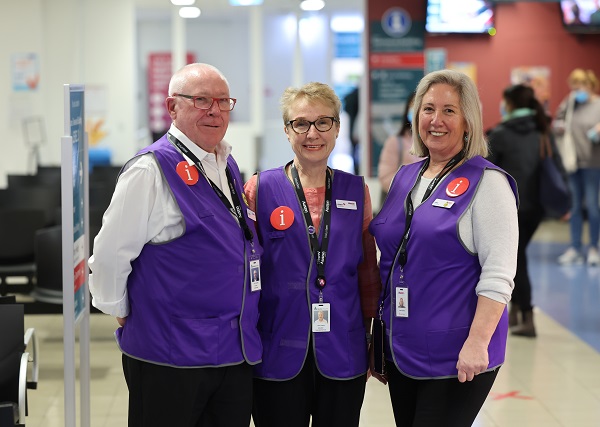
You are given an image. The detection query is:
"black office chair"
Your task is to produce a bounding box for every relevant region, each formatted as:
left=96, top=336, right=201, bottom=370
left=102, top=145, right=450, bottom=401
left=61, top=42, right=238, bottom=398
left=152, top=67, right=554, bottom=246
left=89, top=183, right=114, bottom=215
left=0, top=188, right=61, bottom=227
left=0, top=301, right=39, bottom=426
left=7, top=173, right=61, bottom=189
left=35, top=166, right=61, bottom=183
left=89, top=165, right=122, bottom=188
left=30, top=226, right=63, bottom=305
left=0, top=209, right=47, bottom=296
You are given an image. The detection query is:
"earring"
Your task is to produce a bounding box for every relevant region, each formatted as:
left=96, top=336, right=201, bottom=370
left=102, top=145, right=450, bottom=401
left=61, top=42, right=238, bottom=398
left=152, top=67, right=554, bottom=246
left=464, top=134, right=469, bottom=142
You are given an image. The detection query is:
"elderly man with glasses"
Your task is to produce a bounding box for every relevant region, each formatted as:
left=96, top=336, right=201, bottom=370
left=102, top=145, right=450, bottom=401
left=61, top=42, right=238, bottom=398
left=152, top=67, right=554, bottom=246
left=89, top=63, right=262, bottom=427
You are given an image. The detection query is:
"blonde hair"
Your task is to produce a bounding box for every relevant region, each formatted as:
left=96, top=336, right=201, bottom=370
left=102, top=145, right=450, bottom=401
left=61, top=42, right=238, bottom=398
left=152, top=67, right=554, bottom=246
left=280, top=82, right=342, bottom=124
left=411, top=69, right=488, bottom=159
left=568, top=68, right=599, bottom=93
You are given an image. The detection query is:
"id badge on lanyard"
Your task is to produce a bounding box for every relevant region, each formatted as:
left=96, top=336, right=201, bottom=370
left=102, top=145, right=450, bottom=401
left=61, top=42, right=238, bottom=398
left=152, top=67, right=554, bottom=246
left=249, top=256, right=261, bottom=292
left=395, top=266, right=408, bottom=318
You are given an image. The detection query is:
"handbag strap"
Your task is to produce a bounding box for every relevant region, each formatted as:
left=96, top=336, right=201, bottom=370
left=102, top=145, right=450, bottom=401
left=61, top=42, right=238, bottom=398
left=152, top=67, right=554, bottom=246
left=564, top=93, right=575, bottom=133
left=540, top=134, right=552, bottom=159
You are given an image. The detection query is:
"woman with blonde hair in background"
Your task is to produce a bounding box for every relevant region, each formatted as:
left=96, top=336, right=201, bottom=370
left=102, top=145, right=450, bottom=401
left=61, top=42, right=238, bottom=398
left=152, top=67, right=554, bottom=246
left=554, top=69, right=600, bottom=266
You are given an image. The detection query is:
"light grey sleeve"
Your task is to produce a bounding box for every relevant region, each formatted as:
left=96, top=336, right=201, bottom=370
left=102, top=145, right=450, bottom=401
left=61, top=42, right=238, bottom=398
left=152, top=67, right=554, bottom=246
left=458, top=169, right=518, bottom=304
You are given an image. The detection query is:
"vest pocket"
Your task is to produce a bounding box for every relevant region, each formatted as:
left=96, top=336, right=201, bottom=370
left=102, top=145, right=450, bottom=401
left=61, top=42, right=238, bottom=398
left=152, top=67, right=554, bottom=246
left=426, top=326, right=469, bottom=376
left=268, top=231, right=285, bottom=239
left=169, top=316, right=219, bottom=365
left=197, top=210, right=215, bottom=219
left=371, top=215, right=387, bottom=225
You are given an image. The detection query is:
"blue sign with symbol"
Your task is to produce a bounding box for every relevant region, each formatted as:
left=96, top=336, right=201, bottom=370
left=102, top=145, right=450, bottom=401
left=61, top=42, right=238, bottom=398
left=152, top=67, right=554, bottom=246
left=382, top=7, right=412, bottom=38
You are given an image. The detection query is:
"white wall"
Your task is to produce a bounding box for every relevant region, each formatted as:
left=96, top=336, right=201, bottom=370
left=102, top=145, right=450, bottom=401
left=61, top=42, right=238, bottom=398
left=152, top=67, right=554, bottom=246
left=0, top=0, right=137, bottom=188
left=0, top=0, right=46, bottom=186
left=0, top=1, right=370, bottom=193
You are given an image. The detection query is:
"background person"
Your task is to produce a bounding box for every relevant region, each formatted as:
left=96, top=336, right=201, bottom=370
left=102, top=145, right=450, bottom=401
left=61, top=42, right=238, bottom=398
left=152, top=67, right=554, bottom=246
left=554, top=69, right=600, bottom=266
left=488, top=84, right=561, bottom=338
left=370, top=69, right=518, bottom=427
left=244, top=82, right=381, bottom=427
left=377, top=91, right=423, bottom=196
left=89, top=63, right=262, bottom=427
left=591, top=0, right=600, bottom=24
left=343, top=86, right=360, bottom=175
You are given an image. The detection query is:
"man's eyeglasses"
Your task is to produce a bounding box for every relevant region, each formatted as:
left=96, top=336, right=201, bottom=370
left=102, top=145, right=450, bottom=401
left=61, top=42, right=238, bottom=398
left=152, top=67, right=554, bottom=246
left=173, top=94, right=236, bottom=111
left=286, top=117, right=338, bottom=134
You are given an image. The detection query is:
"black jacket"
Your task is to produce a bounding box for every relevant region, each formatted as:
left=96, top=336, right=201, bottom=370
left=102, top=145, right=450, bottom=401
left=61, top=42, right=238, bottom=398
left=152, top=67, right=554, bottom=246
left=487, top=115, right=544, bottom=214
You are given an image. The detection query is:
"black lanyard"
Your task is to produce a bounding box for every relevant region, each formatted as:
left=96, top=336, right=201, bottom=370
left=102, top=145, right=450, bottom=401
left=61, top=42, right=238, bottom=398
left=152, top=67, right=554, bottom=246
left=167, top=133, right=253, bottom=242
left=396, top=151, right=464, bottom=268
left=288, top=161, right=332, bottom=295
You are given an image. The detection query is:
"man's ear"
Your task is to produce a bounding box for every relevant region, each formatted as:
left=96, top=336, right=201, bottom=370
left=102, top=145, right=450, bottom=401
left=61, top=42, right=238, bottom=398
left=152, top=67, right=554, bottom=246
left=165, top=97, right=177, bottom=119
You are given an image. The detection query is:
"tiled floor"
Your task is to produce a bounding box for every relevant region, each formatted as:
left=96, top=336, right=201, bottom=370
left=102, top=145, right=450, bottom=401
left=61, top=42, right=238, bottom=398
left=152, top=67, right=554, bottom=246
left=18, top=220, right=600, bottom=426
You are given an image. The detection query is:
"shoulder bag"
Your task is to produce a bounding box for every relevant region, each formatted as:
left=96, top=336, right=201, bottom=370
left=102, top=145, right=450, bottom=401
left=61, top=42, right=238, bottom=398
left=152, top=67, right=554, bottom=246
left=539, top=134, right=571, bottom=218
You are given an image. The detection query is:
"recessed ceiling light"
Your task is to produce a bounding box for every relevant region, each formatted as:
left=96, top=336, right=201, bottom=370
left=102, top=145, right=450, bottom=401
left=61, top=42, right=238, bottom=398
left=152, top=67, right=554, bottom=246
left=179, top=6, right=201, bottom=18
left=300, top=0, right=325, bottom=12
left=229, top=0, right=264, bottom=5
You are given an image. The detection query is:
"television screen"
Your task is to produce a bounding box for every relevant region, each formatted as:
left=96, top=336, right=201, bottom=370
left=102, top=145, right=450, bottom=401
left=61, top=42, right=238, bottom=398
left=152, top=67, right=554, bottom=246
left=560, top=1, right=600, bottom=33
left=426, top=0, right=495, bottom=34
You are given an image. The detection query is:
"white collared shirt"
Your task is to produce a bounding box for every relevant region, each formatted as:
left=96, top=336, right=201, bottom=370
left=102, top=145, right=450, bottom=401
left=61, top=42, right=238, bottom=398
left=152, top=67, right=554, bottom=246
left=89, top=124, right=233, bottom=317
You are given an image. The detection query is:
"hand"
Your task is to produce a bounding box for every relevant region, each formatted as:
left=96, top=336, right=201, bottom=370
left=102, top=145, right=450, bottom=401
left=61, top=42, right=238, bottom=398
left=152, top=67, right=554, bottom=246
left=456, top=337, right=489, bottom=383
left=117, top=316, right=127, bottom=327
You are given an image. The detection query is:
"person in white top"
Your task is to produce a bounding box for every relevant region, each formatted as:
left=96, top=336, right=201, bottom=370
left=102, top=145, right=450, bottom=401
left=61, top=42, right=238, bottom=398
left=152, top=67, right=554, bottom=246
left=89, top=63, right=260, bottom=427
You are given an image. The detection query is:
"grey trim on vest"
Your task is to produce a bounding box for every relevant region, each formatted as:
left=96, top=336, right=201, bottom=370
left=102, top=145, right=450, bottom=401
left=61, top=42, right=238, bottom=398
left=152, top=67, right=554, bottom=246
left=456, top=169, right=485, bottom=256
left=115, top=332, right=258, bottom=368
left=238, top=233, right=257, bottom=365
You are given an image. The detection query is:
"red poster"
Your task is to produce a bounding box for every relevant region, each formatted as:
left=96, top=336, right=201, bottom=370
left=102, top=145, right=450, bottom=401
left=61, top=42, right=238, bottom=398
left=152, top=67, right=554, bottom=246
left=147, top=52, right=195, bottom=136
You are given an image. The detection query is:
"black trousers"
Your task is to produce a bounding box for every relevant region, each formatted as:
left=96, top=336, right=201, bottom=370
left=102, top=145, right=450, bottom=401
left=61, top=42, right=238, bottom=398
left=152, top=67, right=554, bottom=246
left=387, top=361, right=499, bottom=427
left=252, top=351, right=367, bottom=427
left=122, top=354, right=253, bottom=427
left=513, top=209, right=543, bottom=313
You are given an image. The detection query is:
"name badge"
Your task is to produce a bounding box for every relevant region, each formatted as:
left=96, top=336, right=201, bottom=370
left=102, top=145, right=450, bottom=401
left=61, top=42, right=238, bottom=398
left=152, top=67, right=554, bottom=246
left=336, top=200, right=357, bottom=210
left=395, top=287, right=408, bottom=318
left=312, top=303, right=331, bottom=332
left=249, top=259, right=261, bottom=292
left=432, top=198, right=455, bottom=209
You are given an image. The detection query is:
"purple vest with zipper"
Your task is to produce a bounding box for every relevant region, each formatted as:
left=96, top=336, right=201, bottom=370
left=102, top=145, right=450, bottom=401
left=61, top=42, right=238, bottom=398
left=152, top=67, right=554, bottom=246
left=370, top=156, right=517, bottom=378
left=116, top=135, right=262, bottom=367
left=254, top=167, right=367, bottom=380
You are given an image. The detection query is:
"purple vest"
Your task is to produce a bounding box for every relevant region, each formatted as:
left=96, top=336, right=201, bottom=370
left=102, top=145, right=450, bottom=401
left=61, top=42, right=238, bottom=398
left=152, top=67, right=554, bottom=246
left=116, top=136, right=262, bottom=367
left=370, top=156, right=517, bottom=378
left=254, top=167, right=367, bottom=380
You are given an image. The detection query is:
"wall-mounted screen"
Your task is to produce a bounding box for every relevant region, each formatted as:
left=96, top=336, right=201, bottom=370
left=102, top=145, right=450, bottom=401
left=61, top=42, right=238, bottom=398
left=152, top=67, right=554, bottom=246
left=426, top=0, right=495, bottom=34
left=560, top=1, right=600, bottom=33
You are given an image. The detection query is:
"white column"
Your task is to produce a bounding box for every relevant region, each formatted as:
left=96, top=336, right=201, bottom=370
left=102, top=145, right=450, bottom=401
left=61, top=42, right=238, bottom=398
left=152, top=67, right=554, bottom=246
left=293, top=11, right=303, bottom=87
left=250, top=6, right=264, bottom=172
left=172, top=7, right=186, bottom=73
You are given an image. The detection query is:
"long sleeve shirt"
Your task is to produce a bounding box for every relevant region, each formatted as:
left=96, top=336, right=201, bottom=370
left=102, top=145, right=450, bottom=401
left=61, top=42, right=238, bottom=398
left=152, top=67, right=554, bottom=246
left=89, top=124, right=233, bottom=318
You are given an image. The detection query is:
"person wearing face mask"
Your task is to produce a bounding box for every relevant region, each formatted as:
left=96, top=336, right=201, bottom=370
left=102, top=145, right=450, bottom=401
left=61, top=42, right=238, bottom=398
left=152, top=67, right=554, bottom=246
left=370, top=70, right=518, bottom=426
left=378, top=92, right=424, bottom=197
left=244, top=82, right=381, bottom=427
left=591, top=0, right=600, bottom=25
left=488, top=84, right=564, bottom=338
left=554, top=68, right=600, bottom=266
